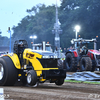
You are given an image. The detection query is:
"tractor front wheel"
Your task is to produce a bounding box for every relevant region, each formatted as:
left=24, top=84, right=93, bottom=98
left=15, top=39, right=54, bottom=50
left=55, top=78, right=64, bottom=86
left=64, top=53, right=76, bottom=72
left=27, top=70, right=37, bottom=86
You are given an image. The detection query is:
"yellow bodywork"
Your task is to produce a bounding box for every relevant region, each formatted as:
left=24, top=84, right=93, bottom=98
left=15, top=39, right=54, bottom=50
left=23, top=49, right=58, bottom=76
left=6, top=53, right=21, bottom=69
left=6, top=48, right=58, bottom=81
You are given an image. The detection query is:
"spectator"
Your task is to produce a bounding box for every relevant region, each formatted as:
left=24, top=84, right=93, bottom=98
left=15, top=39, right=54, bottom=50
left=64, top=48, right=66, bottom=53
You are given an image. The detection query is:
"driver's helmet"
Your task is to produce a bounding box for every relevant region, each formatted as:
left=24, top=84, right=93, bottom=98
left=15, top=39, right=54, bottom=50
left=18, top=41, right=24, bottom=47
left=82, top=46, right=86, bottom=50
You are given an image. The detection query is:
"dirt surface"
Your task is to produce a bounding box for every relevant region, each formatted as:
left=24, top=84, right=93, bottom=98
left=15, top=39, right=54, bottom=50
left=1, top=82, right=100, bottom=100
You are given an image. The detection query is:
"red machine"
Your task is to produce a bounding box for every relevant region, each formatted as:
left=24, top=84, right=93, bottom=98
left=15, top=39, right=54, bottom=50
left=64, top=38, right=100, bottom=72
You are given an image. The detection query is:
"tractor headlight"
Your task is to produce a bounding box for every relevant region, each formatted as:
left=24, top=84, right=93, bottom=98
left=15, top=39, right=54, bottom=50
left=42, top=55, right=50, bottom=58
left=54, top=56, right=58, bottom=58
left=42, top=55, right=57, bottom=59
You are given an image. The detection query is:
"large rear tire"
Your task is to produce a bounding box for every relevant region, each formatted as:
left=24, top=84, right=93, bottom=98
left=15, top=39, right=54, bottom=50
left=64, top=53, right=76, bottom=72
left=27, top=70, right=37, bottom=86
left=79, top=57, right=92, bottom=71
left=0, top=56, right=17, bottom=86
left=87, top=57, right=92, bottom=71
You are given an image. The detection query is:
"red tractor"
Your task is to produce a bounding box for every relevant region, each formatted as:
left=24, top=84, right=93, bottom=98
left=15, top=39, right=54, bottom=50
left=64, top=38, right=100, bottom=72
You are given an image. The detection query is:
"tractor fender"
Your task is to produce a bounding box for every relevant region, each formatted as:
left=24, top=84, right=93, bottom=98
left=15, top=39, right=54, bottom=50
left=4, top=53, right=21, bottom=69
left=65, top=50, right=78, bottom=57
left=65, top=50, right=72, bottom=55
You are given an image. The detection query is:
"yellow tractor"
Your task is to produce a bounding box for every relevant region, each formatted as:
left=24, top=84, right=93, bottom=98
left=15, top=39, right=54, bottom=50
left=0, top=40, right=66, bottom=86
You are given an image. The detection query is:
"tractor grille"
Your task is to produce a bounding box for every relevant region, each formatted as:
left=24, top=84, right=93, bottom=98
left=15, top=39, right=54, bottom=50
left=38, top=58, right=58, bottom=68
left=96, top=55, right=100, bottom=59
left=42, top=69, right=66, bottom=79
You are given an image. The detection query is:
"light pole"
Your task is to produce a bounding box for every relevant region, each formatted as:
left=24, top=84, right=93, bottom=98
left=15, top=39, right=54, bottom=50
left=96, top=36, right=98, bottom=50
left=30, top=35, right=37, bottom=49
left=0, top=30, right=2, bottom=34
left=30, top=35, right=37, bottom=44
left=8, top=27, right=11, bottom=53
left=75, top=25, right=80, bottom=39
left=74, top=25, right=80, bottom=49
left=52, top=0, right=62, bottom=58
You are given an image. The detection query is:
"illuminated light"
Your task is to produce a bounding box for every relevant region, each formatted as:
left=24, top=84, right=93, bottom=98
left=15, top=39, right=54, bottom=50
left=33, top=35, right=37, bottom=39
left=18, top=74, right=21, bottom=76
left=51, top=56, right=53, bottom=58
left=96, top=36, right=98, bottom=38
left=30, top=35, right=37, bottom=39
left=75, top=25, right=81, bottom=32
left=43, top=56, right=50, bottom=58
left=54, top=56, right=57, bottom=58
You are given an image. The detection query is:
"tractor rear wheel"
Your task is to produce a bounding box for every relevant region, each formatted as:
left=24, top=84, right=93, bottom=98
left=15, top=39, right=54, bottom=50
left=87, top=57, right=92, bottom=71
left=64, top=53, right=76, bottom=72
left=27, top=70, right=37, bottom=86
left=0, top=56, right=17, bottom=86
left=80, top=57, right=92, bottom=71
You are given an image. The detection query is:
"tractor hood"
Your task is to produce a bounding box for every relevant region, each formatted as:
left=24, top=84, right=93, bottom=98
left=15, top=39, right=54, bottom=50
left=32, top=50, right=58, bottom=59
left=88, top=50, right=100, bottom=55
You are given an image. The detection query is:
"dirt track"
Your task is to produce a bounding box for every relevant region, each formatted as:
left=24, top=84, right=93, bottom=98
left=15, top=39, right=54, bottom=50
left=1, top=82, right=100, bottom=100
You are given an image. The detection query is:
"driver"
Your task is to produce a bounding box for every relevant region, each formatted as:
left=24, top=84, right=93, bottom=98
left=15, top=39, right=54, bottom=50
left=80, top=46, right=88, bottom=55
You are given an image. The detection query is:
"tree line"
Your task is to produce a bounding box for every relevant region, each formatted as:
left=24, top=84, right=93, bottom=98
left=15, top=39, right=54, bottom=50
left=1, top=0, right=100, bottom=50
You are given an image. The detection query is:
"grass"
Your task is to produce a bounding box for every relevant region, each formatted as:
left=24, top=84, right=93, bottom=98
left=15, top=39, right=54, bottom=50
left=83, top=81, right=100, bottom=84
left=65, top=80, right=82, bottom=83
left=65, top=80, right=100, bottom=84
